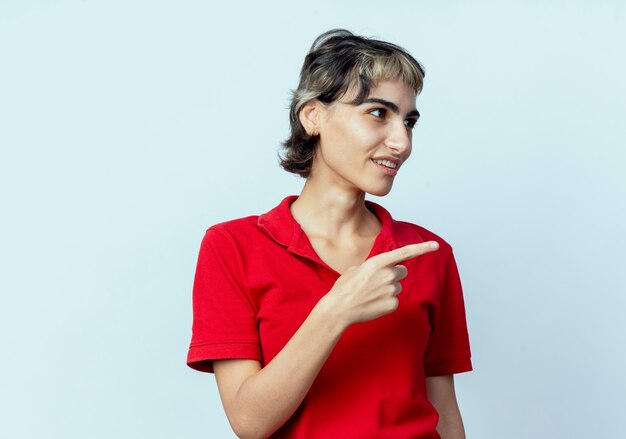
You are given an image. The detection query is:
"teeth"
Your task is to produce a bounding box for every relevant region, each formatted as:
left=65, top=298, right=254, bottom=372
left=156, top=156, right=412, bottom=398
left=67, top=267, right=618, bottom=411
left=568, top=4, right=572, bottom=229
left=373, top=159, right=397, bottom=169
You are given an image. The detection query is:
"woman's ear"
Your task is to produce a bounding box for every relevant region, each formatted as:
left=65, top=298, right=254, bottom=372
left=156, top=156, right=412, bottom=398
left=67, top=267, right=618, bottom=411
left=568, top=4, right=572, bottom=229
left=298, top=100, right=322, bottom=136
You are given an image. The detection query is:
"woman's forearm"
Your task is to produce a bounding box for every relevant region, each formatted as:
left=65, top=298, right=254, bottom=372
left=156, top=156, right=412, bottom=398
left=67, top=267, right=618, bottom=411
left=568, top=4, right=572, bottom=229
left=228, top=297, right=346, bottom=439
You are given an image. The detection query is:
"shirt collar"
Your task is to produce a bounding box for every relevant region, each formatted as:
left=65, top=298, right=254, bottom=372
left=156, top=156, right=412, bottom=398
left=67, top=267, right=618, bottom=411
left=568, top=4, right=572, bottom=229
left=257, top=195, right=414, bottom=259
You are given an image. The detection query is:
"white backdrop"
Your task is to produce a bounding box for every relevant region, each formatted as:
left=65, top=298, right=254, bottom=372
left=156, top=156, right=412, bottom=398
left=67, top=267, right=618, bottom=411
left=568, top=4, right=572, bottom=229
left=1, top=1, right=625, bottom=438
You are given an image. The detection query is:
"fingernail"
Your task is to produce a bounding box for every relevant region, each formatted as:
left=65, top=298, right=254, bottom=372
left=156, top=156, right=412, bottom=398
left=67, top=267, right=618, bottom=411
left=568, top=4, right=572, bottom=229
left=429, top=241, right=439, bottom=249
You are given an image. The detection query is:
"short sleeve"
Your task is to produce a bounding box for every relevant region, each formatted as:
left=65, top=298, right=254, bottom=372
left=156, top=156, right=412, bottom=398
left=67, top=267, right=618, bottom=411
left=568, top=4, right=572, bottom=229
left=424, top=250, right=473, bottom=376
left=186, top=227, right=261, bottom=373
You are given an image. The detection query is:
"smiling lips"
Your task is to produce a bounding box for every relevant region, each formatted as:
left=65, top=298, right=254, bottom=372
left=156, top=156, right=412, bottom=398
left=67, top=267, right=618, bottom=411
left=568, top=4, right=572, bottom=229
left=371, top=158, right=399, bottom=176
left=372, top=159, right=397, bottom=169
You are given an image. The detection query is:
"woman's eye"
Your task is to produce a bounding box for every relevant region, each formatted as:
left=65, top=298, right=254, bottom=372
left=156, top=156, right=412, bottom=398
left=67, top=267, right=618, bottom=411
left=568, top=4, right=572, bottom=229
left=404, top=118, right=418, bottom=129
left=370, top=108, right=387, bottom=119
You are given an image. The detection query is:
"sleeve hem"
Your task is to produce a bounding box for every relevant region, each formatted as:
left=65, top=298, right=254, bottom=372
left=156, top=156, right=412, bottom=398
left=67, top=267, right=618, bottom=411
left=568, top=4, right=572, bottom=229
left=187, top=341, right=261, bottom=373
left=424, top=357, right=473, bottom=376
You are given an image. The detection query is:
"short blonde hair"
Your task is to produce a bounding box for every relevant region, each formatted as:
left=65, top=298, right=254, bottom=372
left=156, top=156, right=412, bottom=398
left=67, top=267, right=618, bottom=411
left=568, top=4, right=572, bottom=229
left=278, top=29, right=425, bottom=178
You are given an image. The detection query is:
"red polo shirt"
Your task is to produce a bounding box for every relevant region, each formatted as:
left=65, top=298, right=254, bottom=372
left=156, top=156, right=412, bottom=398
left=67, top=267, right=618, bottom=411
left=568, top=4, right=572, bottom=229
left=187, top=195, right=472, bottom=438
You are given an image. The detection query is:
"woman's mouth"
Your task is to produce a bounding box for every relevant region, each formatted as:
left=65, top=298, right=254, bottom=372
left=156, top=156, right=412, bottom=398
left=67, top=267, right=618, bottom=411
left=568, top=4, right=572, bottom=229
left=371, top=159, right=398, bottom=176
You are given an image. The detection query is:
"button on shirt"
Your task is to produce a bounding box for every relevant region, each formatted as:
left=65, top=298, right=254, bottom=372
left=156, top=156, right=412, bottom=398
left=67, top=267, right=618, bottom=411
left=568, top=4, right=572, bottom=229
left=187, top=195, right=472, bottom=439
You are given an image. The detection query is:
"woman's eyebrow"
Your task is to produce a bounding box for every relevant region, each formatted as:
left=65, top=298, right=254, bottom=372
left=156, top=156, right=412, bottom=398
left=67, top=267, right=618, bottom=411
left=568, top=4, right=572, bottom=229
left=407, top=109, right=420, bottom=119
left=361, top=98, right=419, bottom=118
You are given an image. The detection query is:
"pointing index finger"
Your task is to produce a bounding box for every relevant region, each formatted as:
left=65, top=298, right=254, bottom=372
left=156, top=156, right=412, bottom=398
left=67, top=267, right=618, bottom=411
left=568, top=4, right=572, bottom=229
left=367, top=241, right=439, bottom=268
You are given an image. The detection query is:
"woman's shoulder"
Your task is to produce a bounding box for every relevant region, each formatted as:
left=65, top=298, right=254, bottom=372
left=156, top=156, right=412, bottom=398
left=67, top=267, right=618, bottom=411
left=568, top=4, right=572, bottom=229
left=366, top=199, right=454, bottom=254
left=392, top=219, right=454, bottom=254
left=203, top=214, right=262, bottom=241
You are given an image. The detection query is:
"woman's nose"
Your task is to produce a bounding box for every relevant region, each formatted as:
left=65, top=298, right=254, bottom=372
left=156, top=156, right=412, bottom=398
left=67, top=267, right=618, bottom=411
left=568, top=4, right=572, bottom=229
left=384, top=121, right=412, bottom=155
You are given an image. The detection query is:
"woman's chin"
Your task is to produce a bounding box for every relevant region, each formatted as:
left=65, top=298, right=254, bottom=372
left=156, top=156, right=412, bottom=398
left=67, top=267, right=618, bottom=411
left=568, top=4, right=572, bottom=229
left=366, top=183, right=393, bottom=197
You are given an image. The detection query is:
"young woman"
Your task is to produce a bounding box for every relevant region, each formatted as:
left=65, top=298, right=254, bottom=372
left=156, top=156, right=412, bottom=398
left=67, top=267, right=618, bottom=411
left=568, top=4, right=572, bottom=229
left=187, top=29, right=473, bottom=439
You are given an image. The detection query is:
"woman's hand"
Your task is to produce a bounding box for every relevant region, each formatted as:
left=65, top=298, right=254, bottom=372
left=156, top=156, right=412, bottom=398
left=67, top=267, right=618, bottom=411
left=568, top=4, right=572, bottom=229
left=323, top=241, right=439, bottom=327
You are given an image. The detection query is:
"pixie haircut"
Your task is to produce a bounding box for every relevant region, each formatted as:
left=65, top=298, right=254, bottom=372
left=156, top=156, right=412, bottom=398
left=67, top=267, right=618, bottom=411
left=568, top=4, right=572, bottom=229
left=278, top=29, right=425, bottom=178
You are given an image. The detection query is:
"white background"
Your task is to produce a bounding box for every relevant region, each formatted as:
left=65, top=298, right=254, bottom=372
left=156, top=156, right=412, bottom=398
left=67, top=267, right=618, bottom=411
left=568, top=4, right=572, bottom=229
left=1, top=1, right=624, bottom=438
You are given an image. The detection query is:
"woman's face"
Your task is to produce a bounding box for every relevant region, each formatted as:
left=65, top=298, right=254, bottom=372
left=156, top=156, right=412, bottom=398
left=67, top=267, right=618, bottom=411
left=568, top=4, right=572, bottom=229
left=311, top=78, right=419, bottom=197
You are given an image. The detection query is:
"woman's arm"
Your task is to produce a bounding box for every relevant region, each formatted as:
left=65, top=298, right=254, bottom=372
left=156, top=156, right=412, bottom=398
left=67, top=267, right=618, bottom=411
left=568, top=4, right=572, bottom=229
left=213, top=242, right=438, bottom=439
left=214, top=298, right=344, bottom=439
left=426, top=375, right=466, bottom=439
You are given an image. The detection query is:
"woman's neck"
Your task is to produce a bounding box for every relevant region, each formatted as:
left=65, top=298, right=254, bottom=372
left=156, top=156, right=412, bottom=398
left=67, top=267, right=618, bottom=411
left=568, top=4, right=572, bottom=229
left=290, top=179, right=380, bottom=242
